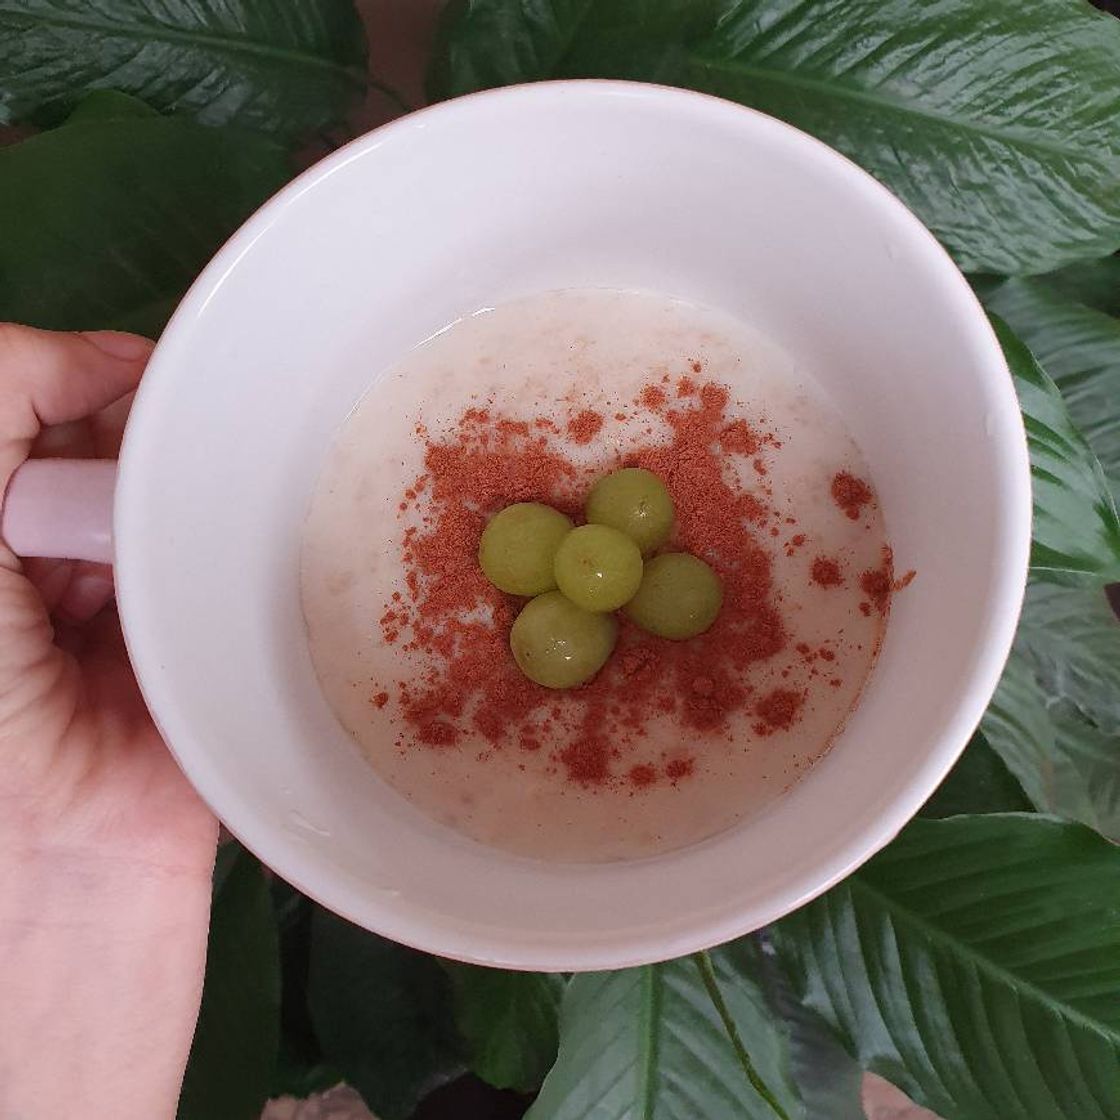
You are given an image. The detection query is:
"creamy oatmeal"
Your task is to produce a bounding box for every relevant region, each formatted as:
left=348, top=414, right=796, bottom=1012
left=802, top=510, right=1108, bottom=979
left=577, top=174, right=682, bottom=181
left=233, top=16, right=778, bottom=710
left=302, top=289, right=895, bottom=861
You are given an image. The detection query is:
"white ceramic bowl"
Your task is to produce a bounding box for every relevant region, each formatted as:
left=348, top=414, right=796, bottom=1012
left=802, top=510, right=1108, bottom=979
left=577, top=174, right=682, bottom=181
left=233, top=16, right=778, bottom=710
left=21, top=82, right=1035, bottom=969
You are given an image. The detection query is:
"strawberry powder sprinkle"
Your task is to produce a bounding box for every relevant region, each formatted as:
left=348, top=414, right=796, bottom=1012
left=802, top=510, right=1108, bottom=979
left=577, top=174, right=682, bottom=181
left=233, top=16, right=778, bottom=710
left=371, top=377, right=898, bottom=790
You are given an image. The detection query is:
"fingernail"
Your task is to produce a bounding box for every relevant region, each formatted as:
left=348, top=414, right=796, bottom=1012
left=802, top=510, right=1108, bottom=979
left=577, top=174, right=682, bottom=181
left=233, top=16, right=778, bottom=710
left=38, top=561, right=75, bottom=608
left=83, top=331, right=154, bottom=361
left=61, top=572, right=115, bottom=623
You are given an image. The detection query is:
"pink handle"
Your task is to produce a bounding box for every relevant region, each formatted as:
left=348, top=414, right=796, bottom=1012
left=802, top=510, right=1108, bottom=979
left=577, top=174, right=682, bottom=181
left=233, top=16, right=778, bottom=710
left=1, top=459, right=117, bottom=564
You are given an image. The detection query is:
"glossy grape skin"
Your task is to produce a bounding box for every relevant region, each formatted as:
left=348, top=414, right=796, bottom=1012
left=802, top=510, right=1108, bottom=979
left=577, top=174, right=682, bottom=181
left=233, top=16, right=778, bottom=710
left=510, top=591, right=618, bottom=688
left=478, top=502, right=573, bottom=595
left=585, top=468, right=674, bottom=555
left=624, top=553, right=723, bottom=639
left=553, top=523, right=644, bottom=612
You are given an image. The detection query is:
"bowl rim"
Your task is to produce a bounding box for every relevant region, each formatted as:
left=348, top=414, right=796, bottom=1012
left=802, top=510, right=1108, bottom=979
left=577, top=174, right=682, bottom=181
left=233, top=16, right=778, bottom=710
left=115, top=78, right=1032, bottom=970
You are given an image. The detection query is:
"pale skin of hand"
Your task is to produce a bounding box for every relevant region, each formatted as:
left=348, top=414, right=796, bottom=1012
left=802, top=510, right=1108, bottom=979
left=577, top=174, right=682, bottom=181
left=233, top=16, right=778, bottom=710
left=0, top=325, right=218, bottom=1119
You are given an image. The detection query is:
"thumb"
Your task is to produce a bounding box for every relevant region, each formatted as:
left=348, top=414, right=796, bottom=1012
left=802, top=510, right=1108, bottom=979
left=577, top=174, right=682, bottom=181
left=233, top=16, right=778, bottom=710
left=0, top=324, right=153, bottom=495
left=0, top=326, right=151, bottom=714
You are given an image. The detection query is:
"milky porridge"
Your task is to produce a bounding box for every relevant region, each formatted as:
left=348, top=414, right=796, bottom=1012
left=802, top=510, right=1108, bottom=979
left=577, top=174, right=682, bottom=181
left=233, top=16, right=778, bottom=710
left=301, top=289, right=901, bottom=861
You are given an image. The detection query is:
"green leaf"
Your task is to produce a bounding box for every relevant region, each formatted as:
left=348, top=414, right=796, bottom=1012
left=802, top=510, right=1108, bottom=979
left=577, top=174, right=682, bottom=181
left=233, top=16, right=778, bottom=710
left=978, top=276, right=1120, bottom=497
left=428, top=0, right=1120, bottom=275
left=445, top=965, right=565, bottom=1093
left=919, top=730, right=1033, bottom=819
left=1039, top=256, right=1120, bottom=317
left=527, top=942, right=801, bottom=1120
left=0, top=0, right=366, bottom=138
left=0, top=92, right=289, bottom=335
left=994, top=316, right=1120, bottom=581
left=307, top=908, right=464, bottom=1120
left=1013, top=581, right=1120, bottom=733
left=688, top=0, right=1120, bottom=274
left=61, top=86, right=160, bottom=123
left=984, top=656, right=1120, bottom=842
left=772, top=814, right=1120, bottom=1120
left=269, top=880, right=343, bottom=1099
left=751, top=938, right=864, bottom=1120
left=428, top=0, right=718, bottom=99
left=177, top=845, right=281, bottom=1120
left=982, top=581, right=1120, bottom=841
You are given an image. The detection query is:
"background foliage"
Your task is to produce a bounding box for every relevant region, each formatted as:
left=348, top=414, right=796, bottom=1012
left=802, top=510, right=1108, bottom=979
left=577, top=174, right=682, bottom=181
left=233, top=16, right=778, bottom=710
left=3, top=2, right=1120, bottom=1118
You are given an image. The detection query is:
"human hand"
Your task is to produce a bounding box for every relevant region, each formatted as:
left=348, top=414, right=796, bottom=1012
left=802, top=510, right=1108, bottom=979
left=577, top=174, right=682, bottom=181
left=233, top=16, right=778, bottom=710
left=0, top=325, right=218, bottom=1119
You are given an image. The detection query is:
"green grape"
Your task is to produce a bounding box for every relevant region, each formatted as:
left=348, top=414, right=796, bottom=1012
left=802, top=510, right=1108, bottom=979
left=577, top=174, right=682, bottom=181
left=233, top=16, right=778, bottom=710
left=585, top=467, right=674, bottom=555
left=510, top=591, right=618, bottom=688
left=553, top=523, right=644, bottom=612
left=625, top=552, right=722, bottom=639
left=479, top=502, right=573, bottom=595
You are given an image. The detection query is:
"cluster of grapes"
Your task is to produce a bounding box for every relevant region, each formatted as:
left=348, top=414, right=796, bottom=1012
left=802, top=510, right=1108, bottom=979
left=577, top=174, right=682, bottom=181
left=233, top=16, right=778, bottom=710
left=478, top=468, right=723, bottom=689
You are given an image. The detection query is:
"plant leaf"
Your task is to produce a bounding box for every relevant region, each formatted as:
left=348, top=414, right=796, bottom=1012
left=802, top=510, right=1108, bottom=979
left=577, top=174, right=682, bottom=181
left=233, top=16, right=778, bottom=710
left=687, top=0, right=1120, bottom=274
left=984, top=656, right=1120, bottom=843
left=1038, top=256, right=1120, bottom=317
left=982, top=581, right=1120, bottom=841
left=0, top=0, right=366, bottom=137
left=750, top=936, right=864, bottom=1120
left=269, top=879, right=343, bottom=1099
left=1013, top=581, right=1120, bottom=733
left=994, top=316, right=1120, bottom=581
left=772, top=814, right=1120, bottom=1120
left=428, top=0, right=717, bottom=99
left=307, top=908, right=464, bottom=1120
left=526, top=942, right=802, bottom=1120
left=177, top=844, right=281, bottom=1120
left=919, top=730, right=1032, bottom=819
left=978, top=276, right=1120, bottom=497
left=445, top=965, right=565, bottom=1093
left=61, top=85, right=160, bottom=123
left=428, top=0, right=1120, bottom=275
left=0, top=92, right=289, bottom=335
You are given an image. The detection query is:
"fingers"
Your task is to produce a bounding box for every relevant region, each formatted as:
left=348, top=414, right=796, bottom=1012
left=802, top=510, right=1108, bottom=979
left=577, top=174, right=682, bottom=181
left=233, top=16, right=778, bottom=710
left=31, top=418, right=96, bottom=460
left=91, top=393, right=135, bottom=457
left=56, top=562, right=116, bottom=624
left=22, top=558, right=116, bottom=627
left=20, top=557, right=75, bottom=612
left=0, top=325, right=152, bottom=487
left=30, top=396, right=138, bottom=461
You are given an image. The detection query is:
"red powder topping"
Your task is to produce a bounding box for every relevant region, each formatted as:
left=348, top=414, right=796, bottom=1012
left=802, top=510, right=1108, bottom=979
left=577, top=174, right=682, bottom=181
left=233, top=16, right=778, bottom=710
left=719, top=419, right=760, bottom=456
left=831, top=471, right=874, bottom=520
left=377, top=380, right=807, bottom=787
left=811, top=557, right=843, bottom=588
left=628, top=764, right=658, bottom=788
left=639, top=385, right=666, bottom=410
left=418, top=720, right=459, bottom=747
left=560, top=737, right=611, bottom=785
left=691, top=360, right=703, bottom=374
left=372, top=691, right=389, bottom=709
left=498, top=418, right=531, bottom=438
left=665, top=757, right=695, bottom=782
left=755, top=688, right=802, bottom=735
left=567, top=409, right=604, bottom=444
left=676, top=376, right=696, bottom=397
left=860, top=547, right=895, bottom=615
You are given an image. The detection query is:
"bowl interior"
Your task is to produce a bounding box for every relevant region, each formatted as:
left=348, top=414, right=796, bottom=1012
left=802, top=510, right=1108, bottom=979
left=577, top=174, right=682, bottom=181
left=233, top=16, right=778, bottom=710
left=115, top=81, right=1029, bottom=969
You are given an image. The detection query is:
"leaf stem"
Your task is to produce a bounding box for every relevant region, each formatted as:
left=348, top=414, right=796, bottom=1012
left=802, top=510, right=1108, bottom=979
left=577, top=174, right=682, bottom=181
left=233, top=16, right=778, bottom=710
left=365, top=75, right=414, bottom=116
left=692, top=950, right=792, bottom=1120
